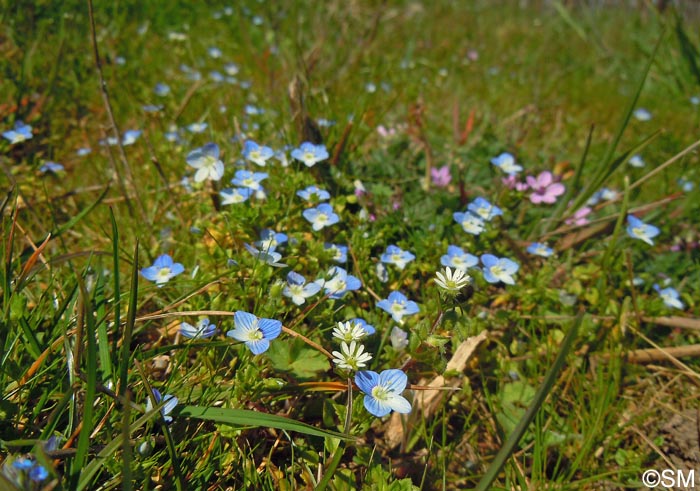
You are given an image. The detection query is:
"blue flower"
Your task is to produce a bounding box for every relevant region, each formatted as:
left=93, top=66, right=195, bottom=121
left=186, top=143, right=225, bottom=182
left=441, top=245, right=478, bottom=272
left=180, top=318, right=219, bottom=339
left=303, top=203, right=339, bottom=231
left=220, top=187, right=253, bottom=205
left=242, top=140, right=274, bottom=166
left=453, top=212, right=486, bottom=235
left=526, top=242, right=554, bottom=257
left=628, top=154, right=645, bottom=168
left=232, top=169, right=268, bottom=190
left=146, top=388, right=178, bottom=423
left=633, top=108, right=652, bottom=121
left=187, top=122, right=208, bottom=133
left=141, top=255, right=185, bottom=287
left=348, top=318, right=376, bottom=335
left=315, top=266, right=361, bottom=299
left=377, top=291, right=419, bottom=323
left=481, top=254, right=519, bottom=285
left=224, top=62, right=239, bottom=76
left=122, top=129, right=142, bottom=146
left=4, top=456, right=49, bottom=486
left=325, top=243, right=348, bottom=263
left=283, top=271, right=322, bottom=305
left=154, top=83, right=170, bottom=96
left=297, top=185, right=331, bottom=202
left=76, top=147, right=92, bottom=156
left=380, top=245, right=416, bottom=270
left=208, top=46, right=222, bottom=58
left=467, top=197, right=503, bottom=221
left=355, top=369, right=412, bottom=417
left=291, top=142, right=329, bottom=167
left=256, top=229, right=288, bottom=251
left=39, top=161, right=64, bottom=174
left=244, top=243, right=286, bottom=267
left=490, top=152, right=522, bottom=175
left=3, top=120, right=33, bottom=144
left=626, top=215, right=660, bottom=246
left=226, top=311, right=282, bottom=355
left=653, top=284, right=684, bottom=310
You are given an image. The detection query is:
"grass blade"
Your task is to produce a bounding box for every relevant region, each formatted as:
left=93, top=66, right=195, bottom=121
left=119, top=240, right=138, bottom=399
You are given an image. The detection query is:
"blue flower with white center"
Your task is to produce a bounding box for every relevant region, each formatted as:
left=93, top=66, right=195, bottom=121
left=467, top=197, right=503, bottom=221
left=154, top=83, right=170, bottom=96
left=256, top=229, right=288, bottom=251
left=186, top=143, right=225, bottom=182
left=315, top=266, right=361, bottom=299
left=633, top=108, right=652, bottom=121
left=481, top=254, right=519, bottom=285
left=122, top=129, right=142, bottom=146
left=283, top=272, right=322, bottom=305
left=628, top=154, right=645, bottom=168
left=220, top=187, right=253, bottom=205
left=226, top=311, right=282, bottom=355
left=209, top=71, right=224, bottom=82
left=141, top=254, right=185, bottom=287
left=348, top=318, right=375, bottom=335
left=145, top=388, right=178, bottom=423
left=526, top=242, right=554, bottom=257
left=245, top=104, right=264, bottom=115
left=441, top=245, right=479, bottom=272
left=244, top=243, right=286, bottom=267
left=355, top=369, right=412, bottom=417
left=76, top=147, right=92, bottom=156
left=325, top=243, right=347, bottom=263
left=291, top=142, right=329, bottom=167
left=377, top=291, right=420, bottom=323
left=224, top=62, right=239, bottom=76
left=231, top=169, right=268, bottom=190
left=2, top=120, right=33, bottom=144
left=653, top=284, right=685, bottom=310
left=490, top=152, right=522, bottom=175
left=242, top=140, right=274, bottom=166
left=453, top=212, right=486, bottom=235
left=274, top=149, right=289, bottom=167
left=39, top=162, right=64, bottom=174
left=180, top=318, right=219, bottom=339
left=380, top=245, right=416, bottom=270
left=303, top=203, right=339, bottom=231
left=626, top=215, right=660, bottom=246
left=187, top=122, right=208, bottom=133
left=297, top=185, right=331, bottom=202
left=208, top=46, right=222, bottom=58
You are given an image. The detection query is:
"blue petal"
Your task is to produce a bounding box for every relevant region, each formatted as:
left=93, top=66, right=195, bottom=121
left=247, top=338, right=270, bottom=355
left=355, top=370, right=379, bottom=394
left=258, top=318, right=282, bottom=340
left=235, top=311, right=257, bottom=330
left=363, top=395, right=391, bottom=417
left=379, top=369, right=408, bottom=393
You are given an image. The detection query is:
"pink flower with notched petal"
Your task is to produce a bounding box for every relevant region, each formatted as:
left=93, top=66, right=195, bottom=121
left=502, top=175, right=529, bottom=191
left=430, top=165, right=452, bottom=187
left=564, top=206, right=592, bottom=226
left=526, top=171, right=565, bottom=204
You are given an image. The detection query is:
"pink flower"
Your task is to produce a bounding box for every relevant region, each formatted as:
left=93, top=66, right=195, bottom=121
left=431, top=165, right=452, bottom=187
left=526, top=171, right=565, bottom=204
left=564, top=206, right=591, bottom=226
left=502, top=175, right=529, bottom=191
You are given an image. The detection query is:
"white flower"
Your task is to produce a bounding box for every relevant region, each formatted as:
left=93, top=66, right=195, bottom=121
left=331, top=341, right=372, bottom=371
left=390, top=326, right=409, bottom=350
left=332, top=321, right=369, bottom=343
left=435, top=267, right=471, bottom=292
left=186, top=143, right=224, bottom=182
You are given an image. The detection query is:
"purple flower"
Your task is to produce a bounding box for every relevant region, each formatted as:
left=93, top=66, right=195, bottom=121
left=430, top=165, right=452, bottom=187
left=526, top=171, right=565, bottom=204
left=564, top=207, right=592, bottom=226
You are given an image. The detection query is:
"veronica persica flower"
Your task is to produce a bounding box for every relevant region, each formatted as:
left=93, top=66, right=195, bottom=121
left=220, top=187, right=253, bottom=205
left=39, top=162, right=64, bottom=174
left=122, top=130, right=142, bottom=146
left=348, top=318, right=375, bottom=335
left=180, top=318, right=218, bottom=339
left=291, top=142, right=329, bottom=167
left=2, top=120, right=32, bottom=144
left=626, top=215, right=659, bottom=246
left=355, top=369, right=412, bottom=417
left=628, top=154, right=645, bottom=168
left=453, top=212, right=485, bottom=235
left=390, top=326, right=409, bottom=350
left=325, top=243, right=347, bottom=263
left=146, top=389, right=178, bottom=423
left=244, top=243, right=286, bottom=267
left=526, top=242, right=554, bottom=257
left=481, top=254, right=519, bottom=285
left=377, top=291, right=419, bottom=323
left=633, top=108, right=652, bottom=121
left=4, top=456, right=49, bottom=487
left=441, top=245, right=478, bottom=272
left=380, top=245, right=416, bottom=270
left=303, top=203, right=339, bottom=231
left=154, top=83, right=170, bottom=96
left=256, top=229, right=287, bottom=251
left=187, top=122, right=208, bottom=133
left=231, top=169, right=268, bottom=190
left=297, top=185, right=331, bottom=202
left=527, top=171, right=565, bottom=204
left=186, top=143, right=224, bottom=182
left=332, top=341, right=372, bottom=371
left=141, top=254, right=185, bottom=287
left=242, top=140, right=274, bottom=166
left=654, top=284, right=684, bottom=310
left=283, top=271, right=321, bottom=305
left=226, top=311, right=282, bottom=355
left=315, top=266, right=361, bottom=299
left=468, top=197, right=503, bottom=221
left=491, top=152, right=522, bottom=175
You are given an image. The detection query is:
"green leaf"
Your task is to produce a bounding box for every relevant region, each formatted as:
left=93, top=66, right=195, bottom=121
left=266, top=337, right=329, bottom=380
left=178, top=405, right=353, bottom=441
